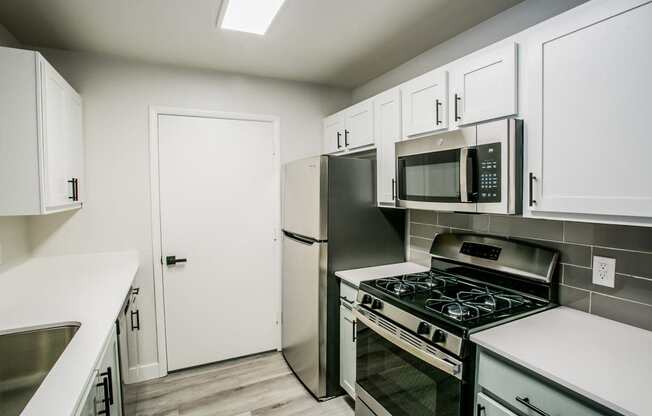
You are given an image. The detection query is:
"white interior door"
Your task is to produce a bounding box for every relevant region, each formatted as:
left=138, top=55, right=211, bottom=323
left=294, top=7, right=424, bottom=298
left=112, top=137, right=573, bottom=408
left=158, top=113, right=279, bottom=371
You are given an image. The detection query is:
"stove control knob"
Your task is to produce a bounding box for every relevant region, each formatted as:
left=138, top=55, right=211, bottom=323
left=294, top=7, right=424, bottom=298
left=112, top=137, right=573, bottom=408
left=370, top=299, right=383, bottom=310
left=432, top=329, right=447, bottom=344
left=417, top=322, right=431, bottom=335
left=360, top=294, right=373, bottom=305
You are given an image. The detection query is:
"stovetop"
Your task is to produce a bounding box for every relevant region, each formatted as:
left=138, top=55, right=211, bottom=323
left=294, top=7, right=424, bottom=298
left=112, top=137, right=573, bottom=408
left=359, top=269, right=551, bottom=335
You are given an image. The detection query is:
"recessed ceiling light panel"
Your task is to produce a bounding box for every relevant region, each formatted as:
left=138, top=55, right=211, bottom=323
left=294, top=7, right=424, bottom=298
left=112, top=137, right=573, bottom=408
left=218, top=0, right=286, bottom=35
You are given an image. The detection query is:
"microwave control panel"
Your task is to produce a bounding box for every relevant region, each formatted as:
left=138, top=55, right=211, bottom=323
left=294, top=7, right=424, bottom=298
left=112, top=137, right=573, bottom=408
left=477, top=143, right=501, bottom=202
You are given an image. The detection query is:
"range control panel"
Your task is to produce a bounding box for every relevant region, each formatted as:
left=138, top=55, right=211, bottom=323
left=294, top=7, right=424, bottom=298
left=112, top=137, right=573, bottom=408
left=460, top=242, right=502, bottom=260
left=477, top=142, right=501, bottom=203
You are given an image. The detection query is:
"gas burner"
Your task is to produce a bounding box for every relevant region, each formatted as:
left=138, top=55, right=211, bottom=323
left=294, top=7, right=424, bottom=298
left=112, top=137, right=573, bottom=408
left=441, top=302, right=480, bottom=321
left=376, top=277, right=416, bottom=297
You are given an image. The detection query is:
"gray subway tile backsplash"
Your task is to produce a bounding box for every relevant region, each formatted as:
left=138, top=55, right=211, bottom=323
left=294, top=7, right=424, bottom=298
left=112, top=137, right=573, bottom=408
left=438, top=212, right=490, bottom=232
left=558, top=285, right=590, bottom=313
left=489, top=215, right=564, bottom=241
left=565, top=221, right=652, bottom=252
left=592, top=246, right=652, bottom=279
left=590, top=293, right=652, bottom=332
left=407, top=210, right=652, bottom=332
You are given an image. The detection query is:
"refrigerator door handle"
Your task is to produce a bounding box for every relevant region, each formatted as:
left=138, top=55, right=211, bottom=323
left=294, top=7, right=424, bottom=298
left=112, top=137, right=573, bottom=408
left=283, top=231, right=317, bottom=245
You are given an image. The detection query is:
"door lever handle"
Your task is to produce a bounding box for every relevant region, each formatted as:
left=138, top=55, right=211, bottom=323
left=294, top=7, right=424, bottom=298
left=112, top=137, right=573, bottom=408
left=165, top=256, right=187, bottom=266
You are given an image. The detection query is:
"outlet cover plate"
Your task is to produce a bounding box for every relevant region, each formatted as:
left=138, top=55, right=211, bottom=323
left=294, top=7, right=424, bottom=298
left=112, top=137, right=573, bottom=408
left=592, top=255, right=616, bottom=288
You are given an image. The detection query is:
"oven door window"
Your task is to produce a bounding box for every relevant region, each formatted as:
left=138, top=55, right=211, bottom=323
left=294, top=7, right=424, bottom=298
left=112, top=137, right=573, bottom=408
left=398, top=149, right=462, bottom=202
left=356, top=320, right=461, bottom=416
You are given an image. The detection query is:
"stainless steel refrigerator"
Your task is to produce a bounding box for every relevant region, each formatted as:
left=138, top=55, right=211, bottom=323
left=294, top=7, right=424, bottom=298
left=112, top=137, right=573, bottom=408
left=281, top=155, right=405, bottom=400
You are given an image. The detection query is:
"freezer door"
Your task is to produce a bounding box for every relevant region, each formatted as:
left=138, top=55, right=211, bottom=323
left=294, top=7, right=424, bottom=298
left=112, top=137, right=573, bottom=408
left=282, top=156, right=327, bottom=240
left=281, top=232, right=327, bottom=398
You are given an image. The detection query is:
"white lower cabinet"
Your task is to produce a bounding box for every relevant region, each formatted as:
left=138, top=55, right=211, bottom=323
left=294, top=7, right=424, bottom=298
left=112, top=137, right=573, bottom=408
left=373, top=87, right=401, bottom=207
left=527, top=0, right=652, bottom=218
left=476, top=393, right=516, bottom=416
left=76, top=325, right=122, bottom=416
left=477, top=350, right=607, bottom=416
left=339, top=282, right=357, bottom=398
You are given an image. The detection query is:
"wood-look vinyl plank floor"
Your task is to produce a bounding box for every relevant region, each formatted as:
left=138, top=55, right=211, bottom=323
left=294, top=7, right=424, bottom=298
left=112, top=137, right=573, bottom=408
left=124, top=351, right=355, bottom=416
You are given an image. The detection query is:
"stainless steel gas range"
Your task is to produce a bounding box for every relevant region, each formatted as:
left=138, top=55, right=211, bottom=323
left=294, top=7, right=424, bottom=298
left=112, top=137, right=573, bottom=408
left=353, top=233, right=559, bottom=416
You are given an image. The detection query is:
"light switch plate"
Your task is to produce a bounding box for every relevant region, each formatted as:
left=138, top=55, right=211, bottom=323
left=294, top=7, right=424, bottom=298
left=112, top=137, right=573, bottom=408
left=592, top=256, right=615, bottom=288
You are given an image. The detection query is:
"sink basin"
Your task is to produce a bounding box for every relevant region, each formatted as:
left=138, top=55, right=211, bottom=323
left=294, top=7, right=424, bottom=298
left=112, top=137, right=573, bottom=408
left=0, top=323, right=80, bottom=416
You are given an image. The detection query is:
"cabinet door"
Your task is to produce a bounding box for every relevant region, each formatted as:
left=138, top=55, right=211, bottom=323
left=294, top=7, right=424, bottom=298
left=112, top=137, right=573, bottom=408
left=476, top=393, right=517, bottom=416
left=97, top=327, right=123, bottom=416
left=66, top=90, right=84, bottom=203
left=374, top=88, right=401, bottom=206
left=75, top=371, right=99, bottom=416
left=450, top=42, right=517, bottom=127
left=344, top=99, right=374, bottom=150
left=41, top=59, right=73, bottom=209
left=401, top=69, right=448, bottom=138
left=339, top=304, right=356, bottom=398
left=323, top=112, right=345, bottom=154
left=528, top=0, right=652, bottom=217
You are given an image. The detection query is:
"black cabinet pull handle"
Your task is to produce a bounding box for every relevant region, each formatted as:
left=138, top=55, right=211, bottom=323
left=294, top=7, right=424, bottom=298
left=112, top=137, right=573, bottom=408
left=529, top=172, right=537, bottom=206
left=477, top=404, right=485, bottom=415
left=454, top=94, right=461, bottom=121
left=131, top=309, right=140, bottom=330
left=391, top=178, right=396, bottom=200
left=67, top=178, right=79, bottom=201
left=100, top=367, right=114, bottom=405
left=165, top=256, right=187, bottom=265
left=336, top=131, right=342, bottom=149
left=344, top=129, right=350, bottom=147
left=96, top=376, right=111, bottom=415
left=352, top=319, right=356, bottom=342
left=435, top=99, right=442, bottom=125
left=516, top=396, right=550, bottom=416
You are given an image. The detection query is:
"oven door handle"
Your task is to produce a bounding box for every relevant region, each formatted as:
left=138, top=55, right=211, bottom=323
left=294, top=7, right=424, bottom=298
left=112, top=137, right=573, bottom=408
left=354, top=309, right=462, bottom=379
left=459, top=147, right=469, bottom=202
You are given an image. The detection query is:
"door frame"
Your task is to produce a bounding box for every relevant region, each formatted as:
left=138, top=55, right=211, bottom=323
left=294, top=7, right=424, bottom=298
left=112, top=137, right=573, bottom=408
left=148, top=106, right=281, bottom=377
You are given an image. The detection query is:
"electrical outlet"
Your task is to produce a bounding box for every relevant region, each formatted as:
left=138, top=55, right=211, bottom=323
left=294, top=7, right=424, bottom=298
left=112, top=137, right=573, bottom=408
left=592, top=256, right=615, bottom=288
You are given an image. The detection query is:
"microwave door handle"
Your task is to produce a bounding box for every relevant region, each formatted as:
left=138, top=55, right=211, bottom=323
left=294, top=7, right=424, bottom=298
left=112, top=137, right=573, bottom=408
left=459, top=148, right=469, bottom=202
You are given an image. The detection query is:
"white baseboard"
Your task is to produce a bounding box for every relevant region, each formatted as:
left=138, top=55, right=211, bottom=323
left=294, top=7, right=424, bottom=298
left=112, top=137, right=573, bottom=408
left=123, top=362, right=163, bottom=384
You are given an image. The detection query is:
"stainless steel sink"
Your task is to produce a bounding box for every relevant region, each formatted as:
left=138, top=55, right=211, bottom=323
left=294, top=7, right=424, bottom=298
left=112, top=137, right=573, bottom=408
left=0, top=323, right=80, bottom=416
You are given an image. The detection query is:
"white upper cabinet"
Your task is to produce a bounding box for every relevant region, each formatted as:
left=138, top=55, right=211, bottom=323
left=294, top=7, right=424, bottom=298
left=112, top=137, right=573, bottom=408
left=0, top=47, right=84, bottom=215
left=323, top=112, right=345, bottom=154
left=373, top=87, right=401, bottom=207
left=323, top=99, right=374, bottom=155
left=527, top=0, right=652, bottom=218
left=344, top=99, right=374, bottom=150
left=401, top=69, right=448, bottom=138
left=450, top=42, right=517, bottom=127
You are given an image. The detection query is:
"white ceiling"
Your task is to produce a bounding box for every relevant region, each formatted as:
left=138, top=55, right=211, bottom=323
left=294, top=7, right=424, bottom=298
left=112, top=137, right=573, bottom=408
left=0, top=0, right=522, bottom=88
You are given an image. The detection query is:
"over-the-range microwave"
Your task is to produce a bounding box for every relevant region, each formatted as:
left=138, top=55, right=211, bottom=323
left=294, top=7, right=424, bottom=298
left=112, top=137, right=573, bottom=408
left=396, top=118, right=523, bottom=214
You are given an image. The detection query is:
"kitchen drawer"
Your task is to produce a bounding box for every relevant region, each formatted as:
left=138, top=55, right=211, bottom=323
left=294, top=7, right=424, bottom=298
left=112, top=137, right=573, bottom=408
left=340, top=282, right=358, bottom=305
left=478, top=351, right=601, bottom=416
left=477, top=392, right=516, bottom=416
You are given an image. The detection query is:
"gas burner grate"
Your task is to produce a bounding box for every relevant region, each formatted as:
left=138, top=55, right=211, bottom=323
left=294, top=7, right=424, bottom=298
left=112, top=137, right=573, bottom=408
left=376, top=277, right=416, bottom=297
left=425, top=287, right=532, bottom=322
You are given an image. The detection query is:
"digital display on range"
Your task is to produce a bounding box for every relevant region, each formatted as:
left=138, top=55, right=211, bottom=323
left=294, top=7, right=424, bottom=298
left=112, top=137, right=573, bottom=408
left=460, top=242, right=501, bottom=260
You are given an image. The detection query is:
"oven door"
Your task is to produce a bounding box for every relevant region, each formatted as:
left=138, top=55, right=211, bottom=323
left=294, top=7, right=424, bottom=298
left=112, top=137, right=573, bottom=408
left=354, top=308, right=463, bottom=416
left=397, top=147, right=477, bottom=211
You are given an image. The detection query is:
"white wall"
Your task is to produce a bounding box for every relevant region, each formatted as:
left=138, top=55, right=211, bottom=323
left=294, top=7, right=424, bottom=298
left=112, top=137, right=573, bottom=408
left=26, top=48, right=351, bottom=373
left=353, top=0, right=587, bottom=101
left=0, top=23, right=29, bottom=273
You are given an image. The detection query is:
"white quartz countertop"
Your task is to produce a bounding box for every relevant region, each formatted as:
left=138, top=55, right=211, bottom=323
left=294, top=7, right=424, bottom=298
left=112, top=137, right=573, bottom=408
left=335, top=262, right=429, bottom=287
left=471, top=306, right=652, bottom=416
left=0, top=251, right=139, bottom=416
